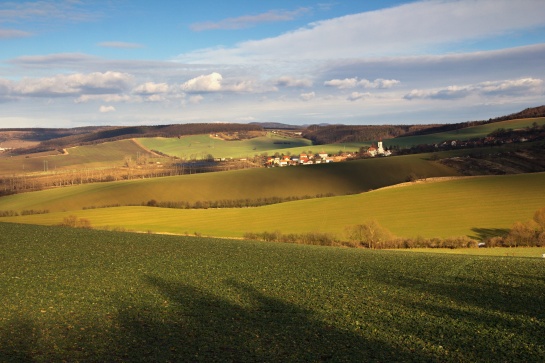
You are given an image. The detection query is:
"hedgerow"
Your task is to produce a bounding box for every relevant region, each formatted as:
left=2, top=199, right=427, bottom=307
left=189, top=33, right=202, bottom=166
left=143, top=193, right=336, bottom=209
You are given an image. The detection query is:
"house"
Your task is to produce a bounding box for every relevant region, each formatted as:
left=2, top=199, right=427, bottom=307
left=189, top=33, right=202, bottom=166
left=367, top=145, right=377, bottom=157
left=318, top=152, right=328, bottom=159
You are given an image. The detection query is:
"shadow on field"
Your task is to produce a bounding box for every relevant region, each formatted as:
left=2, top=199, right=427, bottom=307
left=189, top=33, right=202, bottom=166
left=110, top=275, right=420, bottom=362
left=0, top=318, right=38, bottom=363
left=470, top=227, right=510, bottom=240
left=374, top=273, right=545, bottom=362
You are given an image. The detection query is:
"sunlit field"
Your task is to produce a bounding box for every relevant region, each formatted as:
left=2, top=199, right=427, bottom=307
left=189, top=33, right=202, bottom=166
left=2, top=172, right=545, bottom=240
left=1, top=222, right=544, bottom=362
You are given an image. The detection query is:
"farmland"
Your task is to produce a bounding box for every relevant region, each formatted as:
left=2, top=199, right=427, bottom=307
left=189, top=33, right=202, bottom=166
left=2, top=172, right=545, bottom=240
left=1, top=113, right=545, bottom=362
left=1, top=222, right=544, bottom=362
left=137, top=133, right=316, bottom=160
left=386, top=117, right=545, bottom=148
left=136, top=117, right=545, bottom=159
left=0, top=139, right=163, bottom=176
left=0, top=153, right=459, bottom=213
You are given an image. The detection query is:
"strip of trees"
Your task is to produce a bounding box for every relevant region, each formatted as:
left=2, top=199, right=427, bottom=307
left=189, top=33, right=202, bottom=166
left=244, top=207, right=545, bottom=249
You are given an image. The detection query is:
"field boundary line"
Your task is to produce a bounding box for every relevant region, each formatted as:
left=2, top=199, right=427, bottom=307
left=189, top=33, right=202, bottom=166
left=372, top=175, right=484, bottom=192
left=131, top=138, right=162, bottom=157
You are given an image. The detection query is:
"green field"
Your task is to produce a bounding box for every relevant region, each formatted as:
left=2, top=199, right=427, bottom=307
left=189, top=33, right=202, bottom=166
left=2, top=117, right=543, bottom=177
left=137, top=117, right=545, bottom=157
left=404, top=247, right=545, bottom=258
left=137, top=133, right=316, bottom=159
left=0, top=139, right=163, bottom=176
left=386, top=117, right=545, bottom=148
left=3, top=172, right=545, bottom=240
left=0, top=153, right=458, bottom=213
left=1, top=222, right=544, bottom=362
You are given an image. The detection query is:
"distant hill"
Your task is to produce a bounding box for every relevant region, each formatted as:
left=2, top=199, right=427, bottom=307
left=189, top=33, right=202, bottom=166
left=10, top=123, right=263, bottom=155
left=302, top=105, right=545, bottom=144
left=249, top=122, right=304, bottom=129
left=492, top=105, right=545, bottom=121
left=5, top=105, right=544, bottom=152
left=400, top=105, right=545, bottom=138
left=301, top=124, right=437, bottom=145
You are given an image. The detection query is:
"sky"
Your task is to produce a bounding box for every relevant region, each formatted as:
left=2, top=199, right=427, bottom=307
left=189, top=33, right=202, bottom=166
left=1, top=0, right=545, bottom=128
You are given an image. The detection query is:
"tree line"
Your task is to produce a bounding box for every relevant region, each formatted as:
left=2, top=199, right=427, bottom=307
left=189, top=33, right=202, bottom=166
left=243, top=206, right=545, bottom=249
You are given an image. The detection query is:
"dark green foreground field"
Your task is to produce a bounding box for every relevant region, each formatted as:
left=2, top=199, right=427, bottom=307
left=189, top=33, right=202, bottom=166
left=1, top=223, right=544, bottom=362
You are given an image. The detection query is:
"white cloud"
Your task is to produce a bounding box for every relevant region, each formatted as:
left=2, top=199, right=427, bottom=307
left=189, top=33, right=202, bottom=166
left=190, top=7, right=310, bottom=31
left=404, top=77, right=544, bottom=100
left=479, top=78, right=544, bottom=96
left=133, top=82, right=169, bottom=95
left=359, top=78, right=400, bottom=89
left=324, top=78, right=358, bottom=89
left=347, top=92, right=371, bottom=101
left=324, top=77, right=400, bottom=89
left=12, top=71, right=133, bottom=97
left=181, top=72, right=222, bottom=92
left=178, top=0, right=545, bottom=64
left=299, top=91, right=315, bottom=101
left=99, top=105, right=116, bottom=113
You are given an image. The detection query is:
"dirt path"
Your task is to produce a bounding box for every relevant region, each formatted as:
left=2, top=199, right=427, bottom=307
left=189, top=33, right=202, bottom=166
left=131, top=138, right=163, bottom=157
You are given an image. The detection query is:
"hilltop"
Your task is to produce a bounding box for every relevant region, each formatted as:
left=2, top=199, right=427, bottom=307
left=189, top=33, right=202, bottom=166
left=1, top=105, right=544, bottom=154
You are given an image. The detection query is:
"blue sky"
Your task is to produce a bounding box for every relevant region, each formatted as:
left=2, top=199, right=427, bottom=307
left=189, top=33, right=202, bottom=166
left=1, top=0, right=544, bottom=128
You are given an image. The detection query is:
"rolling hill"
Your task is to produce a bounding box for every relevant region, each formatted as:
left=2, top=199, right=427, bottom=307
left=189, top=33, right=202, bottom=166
left=2, top=172, right=545, bottom=240
left=0, top=153, right=458, bottom=213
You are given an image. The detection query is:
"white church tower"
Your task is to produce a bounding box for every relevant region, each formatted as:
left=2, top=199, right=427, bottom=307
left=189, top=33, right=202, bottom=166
left=377, top=140, right=384, bottom=155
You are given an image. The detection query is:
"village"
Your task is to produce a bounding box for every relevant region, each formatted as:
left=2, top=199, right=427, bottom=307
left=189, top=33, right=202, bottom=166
left=265, top=140, right=392, bottom=167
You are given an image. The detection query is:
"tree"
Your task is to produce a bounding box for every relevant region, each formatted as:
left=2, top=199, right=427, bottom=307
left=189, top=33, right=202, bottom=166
left=345, top=220, right=395, bottom=249
left=533, top=206, right=545, bottom=230
left=505, top=221, right=538, bottom=247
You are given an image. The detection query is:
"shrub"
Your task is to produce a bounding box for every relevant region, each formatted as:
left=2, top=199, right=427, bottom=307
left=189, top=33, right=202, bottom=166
left=243, top=231, right=339, bottom=247
left=60, top=215, right=92, bottom=229
left=0, top=210, right=19, bottom=217
left=21, top=209, right=49, bottom=216
left=505, top=221, right=539, bottom=247
left=345, top=220, right=396, bottom=249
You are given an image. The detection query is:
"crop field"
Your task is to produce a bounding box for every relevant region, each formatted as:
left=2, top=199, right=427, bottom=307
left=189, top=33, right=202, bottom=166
left=386, top=117, right=545, bottom=148
left=137, top=133, right=315, bottom=159
left=404, top=247, right=545, bottom=258
left=3, top=172, right=545, bottom=240
left=137, top=134, right=373, bottom=159
left=0, top=140, right=162, bottom=176
left=0, top=153, right=458, bottom=213
left=137, top=117, right=545, bottom=157
left=1, top=222, right=543, bottom=362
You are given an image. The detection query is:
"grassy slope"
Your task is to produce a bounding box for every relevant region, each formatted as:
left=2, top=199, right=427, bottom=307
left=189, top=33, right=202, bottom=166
left=1, top=223, right=544, bottom=362
left=3, top=172, right=545, bottom=240
left=386, top=117, right=545, bottom=148
left=137, top=117, right=545, bottom=157
left=2, top=117, right=543, bottom=177
left=0, top=153, right=457, bottom=213
left=137, top=133, right=314, bottom=159
left=0, top=139, right=160, bottom=175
